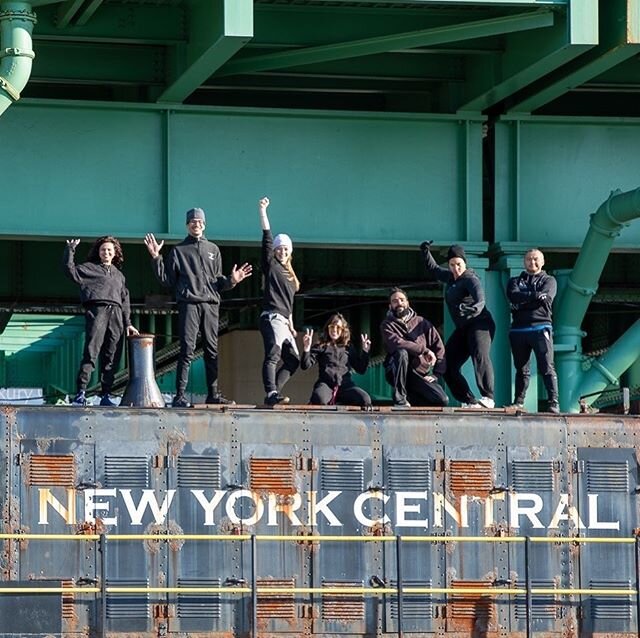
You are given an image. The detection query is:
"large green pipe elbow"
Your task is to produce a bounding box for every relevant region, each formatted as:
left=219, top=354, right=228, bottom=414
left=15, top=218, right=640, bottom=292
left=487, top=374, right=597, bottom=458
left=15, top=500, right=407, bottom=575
left=556, top=187, right=640, bottom=331
left=572, top=318, right=640, bottom=408
left=0, top=2, right=36, bottom=117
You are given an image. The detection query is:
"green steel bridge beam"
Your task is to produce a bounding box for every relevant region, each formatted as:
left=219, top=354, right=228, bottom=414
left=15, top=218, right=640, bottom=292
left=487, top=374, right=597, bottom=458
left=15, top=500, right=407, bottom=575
left=458, top=0, right=596, bottom=112
left=554, top=187, right=640, bottom=411
left=0, top=1, right=36, bottom=116
left=216, top=10, right=554, bottom=78
left=156, top=0, right=253, bottom=104
left=508, top=0, right=640, bottom=114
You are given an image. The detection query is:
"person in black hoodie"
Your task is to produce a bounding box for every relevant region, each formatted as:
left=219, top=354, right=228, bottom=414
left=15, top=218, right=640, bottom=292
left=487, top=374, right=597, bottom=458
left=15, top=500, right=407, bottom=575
left=381, top=288, right=448, bottom=407
left=64, top=236, right=139, bottom=406
left=258, top=196, right=300, bottom=406
left=301, top=313, right=372, bottom=407
left=506, top=249, right=559, bottom=413
left=144, top=208, right=252, bottom=407
left=420, top=242, right=496, bottom=408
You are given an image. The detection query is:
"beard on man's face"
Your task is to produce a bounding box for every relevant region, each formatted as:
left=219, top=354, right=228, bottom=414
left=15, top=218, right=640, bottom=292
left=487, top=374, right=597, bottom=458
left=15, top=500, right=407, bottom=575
left=393, top=305, right=410, bottom=319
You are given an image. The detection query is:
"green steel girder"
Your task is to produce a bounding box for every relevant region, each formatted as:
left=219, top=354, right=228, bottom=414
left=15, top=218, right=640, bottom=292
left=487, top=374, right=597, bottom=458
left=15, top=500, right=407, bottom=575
left=458, top=0, right=596, bottom=112
left=157, top=0, right=253, bottom=104
left=56, top=0, right=83, bottom=29
left=33, top=2, right=185, bottom=44
left=31, top=41, right=166, bottom=84
left=509, top=0, right=640, bottom=113
left=217, top=10, right=554, bottom=77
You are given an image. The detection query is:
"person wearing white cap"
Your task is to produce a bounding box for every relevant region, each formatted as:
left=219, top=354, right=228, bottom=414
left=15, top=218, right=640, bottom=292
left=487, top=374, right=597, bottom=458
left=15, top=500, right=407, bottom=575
left=258, top=197, right=300, bottom=406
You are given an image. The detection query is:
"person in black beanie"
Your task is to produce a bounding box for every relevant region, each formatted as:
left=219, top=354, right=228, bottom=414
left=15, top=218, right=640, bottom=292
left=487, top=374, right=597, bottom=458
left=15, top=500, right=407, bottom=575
left=144, top=208, right=252, bottom=407
left=420, top=241, right=496, bottom=408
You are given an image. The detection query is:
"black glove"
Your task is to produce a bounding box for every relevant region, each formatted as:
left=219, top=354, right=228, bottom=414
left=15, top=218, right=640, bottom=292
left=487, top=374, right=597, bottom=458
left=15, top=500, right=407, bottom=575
left=420, top=240, right=433, bottom=253
left=458, top=303, right=475, bottom=318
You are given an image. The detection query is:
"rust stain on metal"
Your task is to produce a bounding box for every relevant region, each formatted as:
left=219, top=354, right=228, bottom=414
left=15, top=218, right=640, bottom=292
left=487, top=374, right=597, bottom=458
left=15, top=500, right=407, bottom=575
left=321, top=581, right=365, bottom=620
left=450, top=460, right=493, bottom=497
left=27, top=454, right=75, bottom=487
left=75, top=519, right=105, bottom=535
left=447, top=579, right=496, bottom=633
left=250, top=457, right=296, bottom=494
left=166, top=520, right=184, bottom=552
left=143, top=523, right=166, bottom=553
left=61, top=579, right=78, bottom=629
left=256, top=578, right=296, bottom=619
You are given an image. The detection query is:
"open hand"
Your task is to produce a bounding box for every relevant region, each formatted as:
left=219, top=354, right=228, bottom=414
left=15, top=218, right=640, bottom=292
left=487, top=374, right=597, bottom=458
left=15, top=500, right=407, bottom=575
left=66, top=238, right=80, bottom=249
left=144, top=233, right=164, bottom=258
left=231, top=262, right=253, bottom=285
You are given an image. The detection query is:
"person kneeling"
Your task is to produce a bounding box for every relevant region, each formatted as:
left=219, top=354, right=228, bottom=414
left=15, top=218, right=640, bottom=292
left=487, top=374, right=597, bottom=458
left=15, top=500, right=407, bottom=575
left=381, top=288, right=448, bottom=407
left=301, top=314, right=372, bottom=407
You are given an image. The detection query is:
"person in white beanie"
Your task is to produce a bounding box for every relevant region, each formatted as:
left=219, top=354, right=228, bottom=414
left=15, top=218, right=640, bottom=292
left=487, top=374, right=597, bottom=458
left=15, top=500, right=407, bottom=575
left=258, top=197, right=300, bottom=405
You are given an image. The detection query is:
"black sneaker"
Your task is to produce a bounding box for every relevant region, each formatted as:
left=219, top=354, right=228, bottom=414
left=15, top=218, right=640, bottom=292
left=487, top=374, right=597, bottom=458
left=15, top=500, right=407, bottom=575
left=265, top=393, right=290, bottom=406
left=72, top=391, right=87, bottom=407
left=393, top=399, right=411, bottom=407
left=171, top=395, right=190, bottom=408
left=548, top=402, right=560, bottom=414
left=99, top=395, right=117, bottom=407
left=206, top=393, right=236, bottom=406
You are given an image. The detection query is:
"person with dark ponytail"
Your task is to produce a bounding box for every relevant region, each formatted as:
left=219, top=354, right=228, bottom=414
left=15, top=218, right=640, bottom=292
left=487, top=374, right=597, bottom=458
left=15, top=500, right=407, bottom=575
left=301, top=313, right=372, bottom=407
left=63, top=236, right=139, bottom=406
left=420, top=241, right=496, bottom=408
left=258, top=197, right=300, bottom=405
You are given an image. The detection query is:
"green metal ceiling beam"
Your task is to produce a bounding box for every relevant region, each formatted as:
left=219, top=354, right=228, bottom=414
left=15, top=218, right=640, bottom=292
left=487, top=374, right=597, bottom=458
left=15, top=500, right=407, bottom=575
left=33, top=3, right=184, bottom=45
left=75, top=0, right=105, bottom=27
left=217, top=10, right=554, bottom=77
left=458, top=0, right=596, bottom=111
left=157, top=0, right=253, bottom=104
left=508, top=0, right=640, bottom=113
left=56, top=0, right=84, bottom=29
left=31, top=41, right=165, bottom=84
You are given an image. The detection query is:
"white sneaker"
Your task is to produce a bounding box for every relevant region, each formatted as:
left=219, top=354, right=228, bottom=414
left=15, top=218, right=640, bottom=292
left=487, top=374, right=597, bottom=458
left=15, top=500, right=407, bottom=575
left=460, top=401, right=481, bottom=408
left=478, top=397, right=495, bottom=409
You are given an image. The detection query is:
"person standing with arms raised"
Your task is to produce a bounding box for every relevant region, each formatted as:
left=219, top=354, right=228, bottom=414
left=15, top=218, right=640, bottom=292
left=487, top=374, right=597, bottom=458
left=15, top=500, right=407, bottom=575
left=144, top=208, right=252, bottom=407
left=258, top=197, right=301, bottom=406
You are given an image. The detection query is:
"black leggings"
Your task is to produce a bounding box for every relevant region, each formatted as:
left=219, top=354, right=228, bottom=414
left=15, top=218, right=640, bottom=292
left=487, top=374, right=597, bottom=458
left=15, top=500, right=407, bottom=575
left=310, top=382, right=371, bottom=407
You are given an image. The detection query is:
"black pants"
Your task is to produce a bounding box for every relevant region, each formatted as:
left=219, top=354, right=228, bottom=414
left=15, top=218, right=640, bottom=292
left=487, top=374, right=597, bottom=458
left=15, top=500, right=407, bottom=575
left=77, top=304, right=124, bottom=395
left=310, top=382, right=371, bottom=407
left=259, top=313, right=300, bottom=394
left=509, top=328, right=558, bottom=404
left=176, top=302, right=219, bottom=397
left=384, top=349, right=448, bottom=407
left=444, top=318, right=495, bottom=403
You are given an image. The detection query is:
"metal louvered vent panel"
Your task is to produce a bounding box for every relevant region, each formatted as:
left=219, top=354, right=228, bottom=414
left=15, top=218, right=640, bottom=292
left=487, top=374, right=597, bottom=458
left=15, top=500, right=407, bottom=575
left=590, top=580, right=632, bottom=620
left=106, top=580, right=149, bottom=619
left=449, top=461, right=493, bottom=496
left=321, top=459, right=364, bottom=491
left=514, top=580, right=557, bottom=619
left=389, top=580, right=432, bottom=619
left=586, top=461, right=629, bottom=493
left=322, top=581, right=365, bottom=620
left=104, top=457, right=149, bottom=488
left=177, top=456, right=221, bottom=489
left=256, top=578, right=296, bottom=619
left=250, top=457, right=295, bottom=494
left=61, top=580, right=76, bottom=621
left=512, top=461, right=554, bottom=491
left=177, top=578, right=221, bottom=619
left=387, top=459, right=431, bottom=491
left=28, top=455, right=76, bottom=486
left=448, top=580, right=494, bottom=621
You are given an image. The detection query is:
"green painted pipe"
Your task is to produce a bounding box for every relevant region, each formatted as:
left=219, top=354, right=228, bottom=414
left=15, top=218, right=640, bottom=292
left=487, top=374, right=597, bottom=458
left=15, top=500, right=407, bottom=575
left=0, top=2, right=36, bottom=117
left=555, top=187, right=640, bottom=411
left=572, top=318, right=640, bottom=408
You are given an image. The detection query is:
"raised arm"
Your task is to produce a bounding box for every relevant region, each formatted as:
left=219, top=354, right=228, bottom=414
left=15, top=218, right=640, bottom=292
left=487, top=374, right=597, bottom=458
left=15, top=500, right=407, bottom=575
left=62, top=239, right=83, bottom=284
left=420, top=241, right=450, bottom=283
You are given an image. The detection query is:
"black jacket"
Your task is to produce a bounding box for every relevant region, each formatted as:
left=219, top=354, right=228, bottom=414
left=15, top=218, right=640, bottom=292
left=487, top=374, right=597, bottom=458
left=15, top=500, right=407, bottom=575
left=152, top=235, right=232, bottom=304
left=261, top=230, right=297, bottom=317
left=422, top=248, right=493, bottom=329
left=301, top=342, right=369, bottom=388
left=63, top=245, right=132, bottom=326
left=506, top=270, right=556, bottom=328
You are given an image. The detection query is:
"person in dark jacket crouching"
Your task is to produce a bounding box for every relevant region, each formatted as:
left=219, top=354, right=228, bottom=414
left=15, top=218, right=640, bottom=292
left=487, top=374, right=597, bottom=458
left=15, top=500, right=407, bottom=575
left=301, top=313, right=372, bottom=407
left=144, top=208, right=252, bottom=407
left=420, top=242, right=496, bottom=408
left=64, top=236, right=139, bottom=407
left=506, top=249, right=559, bottom=413
left=381, top=288, right=448, bottom=407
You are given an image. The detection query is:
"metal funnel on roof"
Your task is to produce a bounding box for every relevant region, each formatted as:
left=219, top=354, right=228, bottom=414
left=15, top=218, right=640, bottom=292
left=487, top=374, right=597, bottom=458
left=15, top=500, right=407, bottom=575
left=120, top=334, right=165, bottom=408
